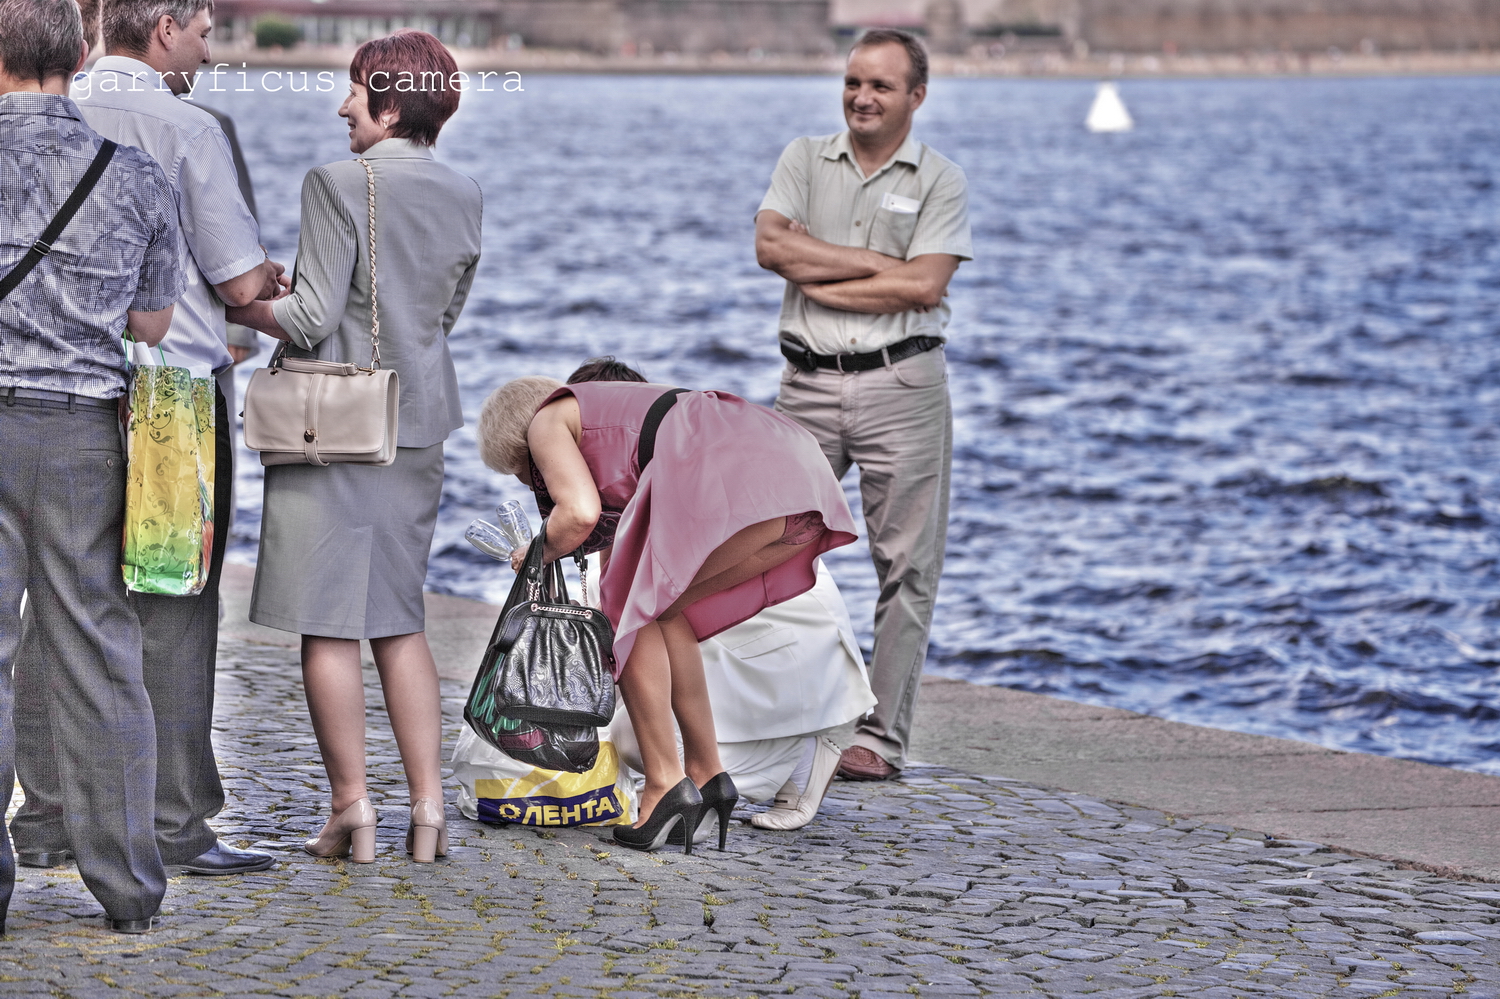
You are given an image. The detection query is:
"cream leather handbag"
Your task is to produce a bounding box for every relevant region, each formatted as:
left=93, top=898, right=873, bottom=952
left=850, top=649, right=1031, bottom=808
left=242, top=158, right=399, bottom=467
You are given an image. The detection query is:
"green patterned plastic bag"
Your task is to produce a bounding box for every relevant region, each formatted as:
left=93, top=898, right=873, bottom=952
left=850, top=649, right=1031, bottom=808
left=121, top=348, right=214, bottom=596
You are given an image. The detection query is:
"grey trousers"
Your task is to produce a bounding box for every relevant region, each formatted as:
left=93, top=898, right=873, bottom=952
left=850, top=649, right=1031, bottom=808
left=0, top=402, right=165, bottom=921
left=775, top=346, right=953, bottom=768
left=13, top=389, right=230, bottom=866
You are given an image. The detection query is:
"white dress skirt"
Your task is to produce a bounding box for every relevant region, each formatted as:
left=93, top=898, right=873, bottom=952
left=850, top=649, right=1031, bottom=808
left=250, top=443, right=443, bottom=639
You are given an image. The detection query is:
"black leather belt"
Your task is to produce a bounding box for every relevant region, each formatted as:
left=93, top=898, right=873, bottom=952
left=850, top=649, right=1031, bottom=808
left=780, top=335, right=943, bottom=374
left=2, top=386, right=117, bottom=412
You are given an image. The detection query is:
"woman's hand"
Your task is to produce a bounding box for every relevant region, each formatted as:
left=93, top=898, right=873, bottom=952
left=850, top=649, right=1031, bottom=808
left=509, top=540, right=531, bottom=573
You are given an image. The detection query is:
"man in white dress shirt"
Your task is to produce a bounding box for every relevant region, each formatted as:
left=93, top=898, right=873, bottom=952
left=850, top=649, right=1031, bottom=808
left=12, top=0, right=287, bottom=878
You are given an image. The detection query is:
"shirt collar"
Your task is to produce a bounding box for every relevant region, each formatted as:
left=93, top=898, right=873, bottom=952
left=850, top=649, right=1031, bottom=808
left=90, top=55, right=169, bottom=92
left=358, top=137, right=435, bottom=160
left=0, top=91, right=83, bottom=121
left=821, top=129, right=924, bottom=178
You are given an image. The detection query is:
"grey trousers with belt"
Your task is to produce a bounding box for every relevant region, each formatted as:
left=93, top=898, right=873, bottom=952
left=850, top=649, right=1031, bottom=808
left=12, top=388, right=230, bottom=866
left=0, top=401, right=165, bottom=921
left=775, top=346, right=953, bottom=769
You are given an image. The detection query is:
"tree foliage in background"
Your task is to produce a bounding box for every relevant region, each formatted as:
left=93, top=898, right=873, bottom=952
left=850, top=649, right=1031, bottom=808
left=254, top=17, right=301, bottom=49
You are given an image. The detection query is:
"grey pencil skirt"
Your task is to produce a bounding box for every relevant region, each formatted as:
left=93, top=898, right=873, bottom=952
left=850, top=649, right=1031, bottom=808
left=250, top=443, right=444, bottom=640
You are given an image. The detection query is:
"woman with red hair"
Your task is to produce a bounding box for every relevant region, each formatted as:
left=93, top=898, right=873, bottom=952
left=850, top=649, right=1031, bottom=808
left=229, top=30, right=480, bottom=865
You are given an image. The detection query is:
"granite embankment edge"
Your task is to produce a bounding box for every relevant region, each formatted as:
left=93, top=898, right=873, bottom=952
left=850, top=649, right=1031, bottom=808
left=219, top=562, right=1500, bottom=884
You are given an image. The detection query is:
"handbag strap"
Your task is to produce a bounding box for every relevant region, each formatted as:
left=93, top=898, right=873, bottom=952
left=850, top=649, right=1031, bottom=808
left=0, top=140, right=117, bottom=306
left=355, top=158, right=382, bottom=371
left=638, top=388, right=687, bottom=472
left=521, top=517, right=572, bottom=606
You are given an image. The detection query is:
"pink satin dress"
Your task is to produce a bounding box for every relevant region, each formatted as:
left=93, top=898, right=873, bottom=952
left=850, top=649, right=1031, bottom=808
left=533, top=382, right=858, bottom=676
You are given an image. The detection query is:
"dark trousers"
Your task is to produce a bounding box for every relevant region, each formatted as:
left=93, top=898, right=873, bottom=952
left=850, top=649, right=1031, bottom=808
left=0, top=401, right=165, bottom=921
left=13, top=387, right=230, bottom=866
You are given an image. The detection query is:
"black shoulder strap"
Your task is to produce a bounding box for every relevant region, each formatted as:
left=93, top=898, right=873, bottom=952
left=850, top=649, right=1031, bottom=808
left=638, top=387, right=688, bottom=472
left=0, top=140, right=117, bottom=305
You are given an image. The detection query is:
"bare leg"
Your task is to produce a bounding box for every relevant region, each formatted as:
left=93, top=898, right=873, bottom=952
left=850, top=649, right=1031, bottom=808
left=370, top=632, right=444, bottom=806
left=616, top=621, right=683, bottom=823
left=661, top=518, right=814, bottom=620
left=624, top=516, right=818, bottom=824
left=301, top=636, right=369, bottom=813
left=661, top=615, right=723, bottom=789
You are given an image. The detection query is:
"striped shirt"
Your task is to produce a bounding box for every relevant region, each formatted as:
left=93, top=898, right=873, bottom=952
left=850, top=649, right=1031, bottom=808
left=0, top=92, right=182, bottom=399
left=758, top=130, right=973, bottom=356
left=72, top=56, right=265, bottom=376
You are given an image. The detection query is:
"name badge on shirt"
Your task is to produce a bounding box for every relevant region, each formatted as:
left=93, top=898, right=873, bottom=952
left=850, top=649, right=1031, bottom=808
left=880, top=192, right=921, bottom=214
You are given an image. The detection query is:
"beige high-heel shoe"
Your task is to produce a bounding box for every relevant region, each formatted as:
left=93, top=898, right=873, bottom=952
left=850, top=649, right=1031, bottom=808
left=405, top=798, right=448, bottom=863
left=305, top=798, right=377, bottom=863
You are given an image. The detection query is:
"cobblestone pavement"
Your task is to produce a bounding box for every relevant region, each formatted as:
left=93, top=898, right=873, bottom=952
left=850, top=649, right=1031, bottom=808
left=2, top=639, right=1499, bottom=997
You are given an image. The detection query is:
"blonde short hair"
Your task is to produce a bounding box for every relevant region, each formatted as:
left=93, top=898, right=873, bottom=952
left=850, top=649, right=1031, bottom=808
left=478, top=376, right=563, bottom=476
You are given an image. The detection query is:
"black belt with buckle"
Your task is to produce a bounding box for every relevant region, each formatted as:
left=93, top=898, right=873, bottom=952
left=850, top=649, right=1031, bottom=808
left=2, top=386, right=118, bottom=412
left=780, top=335, right=943, bottom=374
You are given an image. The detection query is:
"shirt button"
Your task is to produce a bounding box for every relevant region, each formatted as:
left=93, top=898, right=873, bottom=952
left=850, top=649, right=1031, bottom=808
left=854, top=220, right=862, bottom=226
left=850, top=338, right=857, bottom=344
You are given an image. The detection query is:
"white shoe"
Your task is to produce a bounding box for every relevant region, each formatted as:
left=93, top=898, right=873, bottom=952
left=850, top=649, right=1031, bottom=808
left=751, top=736, right=841, bottom=831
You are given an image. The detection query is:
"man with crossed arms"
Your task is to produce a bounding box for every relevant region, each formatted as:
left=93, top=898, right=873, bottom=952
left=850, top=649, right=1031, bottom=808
left=755, top=28, right=972, bottom=782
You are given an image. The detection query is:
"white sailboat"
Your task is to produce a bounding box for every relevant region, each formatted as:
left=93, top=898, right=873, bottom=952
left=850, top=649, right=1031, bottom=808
left=1086, top=81, right=1134, bottom=133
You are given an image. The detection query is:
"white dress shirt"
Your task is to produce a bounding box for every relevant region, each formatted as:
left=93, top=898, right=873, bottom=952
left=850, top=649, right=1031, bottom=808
left=71, top=57, right=264, bottom=376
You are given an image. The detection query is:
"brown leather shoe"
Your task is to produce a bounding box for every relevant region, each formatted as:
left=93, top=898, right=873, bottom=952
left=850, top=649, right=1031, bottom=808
left=836, top=745, right=900, bottom=781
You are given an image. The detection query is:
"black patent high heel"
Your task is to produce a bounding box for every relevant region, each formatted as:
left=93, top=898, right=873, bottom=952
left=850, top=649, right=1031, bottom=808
left=615, top=778, right=703, bottom=854
left=669, top=772, right=738, bottom=851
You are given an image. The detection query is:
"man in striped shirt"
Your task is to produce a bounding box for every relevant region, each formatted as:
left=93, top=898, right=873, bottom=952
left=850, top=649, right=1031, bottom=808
left=0, top=0, right=183, bottom=932
left=11, top=0, right=286, bottom=882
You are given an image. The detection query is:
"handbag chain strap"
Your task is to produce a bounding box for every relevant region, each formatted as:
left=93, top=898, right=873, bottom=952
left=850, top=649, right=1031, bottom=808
left=356, top=158, right=382, bottom=371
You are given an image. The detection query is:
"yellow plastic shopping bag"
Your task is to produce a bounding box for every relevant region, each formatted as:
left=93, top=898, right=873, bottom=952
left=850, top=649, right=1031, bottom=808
left=451, top=724, right=637, bottom=827
left=121, top=344, right=214, bottom=596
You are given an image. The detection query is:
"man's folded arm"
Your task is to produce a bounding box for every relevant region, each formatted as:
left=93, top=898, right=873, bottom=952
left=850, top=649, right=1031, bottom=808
left=214, top=258, right=284, bottom=308
left=754, top=210, right=904, bottom=285
left=797, top=253, right=961, bottom=316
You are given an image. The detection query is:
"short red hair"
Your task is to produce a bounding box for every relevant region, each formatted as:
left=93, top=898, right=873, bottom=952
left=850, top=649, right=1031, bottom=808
left=350, top=30, right=461, bottom=147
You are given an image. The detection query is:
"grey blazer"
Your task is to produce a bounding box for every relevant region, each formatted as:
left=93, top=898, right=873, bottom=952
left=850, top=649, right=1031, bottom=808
left=271, top=137, right=482, bottom=448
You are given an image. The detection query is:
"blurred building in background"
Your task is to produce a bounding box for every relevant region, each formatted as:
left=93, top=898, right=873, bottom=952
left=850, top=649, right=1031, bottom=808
left=214, top=0, right=836, bottom=55
left=840, top=0, right=1500, bottom=54
left=211, top=0, right=1500, bottom=55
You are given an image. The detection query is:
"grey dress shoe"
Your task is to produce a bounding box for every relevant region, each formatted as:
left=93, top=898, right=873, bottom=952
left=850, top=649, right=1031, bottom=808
left=16, top=849, right=74, bottom=869
left=107, top=915, right=156, bottom=934
left=170, top=842, right=275, bottom=876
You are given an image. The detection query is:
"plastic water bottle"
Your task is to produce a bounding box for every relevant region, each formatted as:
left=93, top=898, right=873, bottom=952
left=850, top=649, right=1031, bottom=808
left=464, top=500, right=533, bottom=561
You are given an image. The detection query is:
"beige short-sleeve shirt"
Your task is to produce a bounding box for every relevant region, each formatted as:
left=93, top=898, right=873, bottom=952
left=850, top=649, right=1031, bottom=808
left=757, top=130, right=973, bottom=356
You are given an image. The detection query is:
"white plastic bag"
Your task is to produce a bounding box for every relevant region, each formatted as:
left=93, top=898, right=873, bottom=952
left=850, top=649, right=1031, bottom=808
left=452, top=723, right=637, bottom=827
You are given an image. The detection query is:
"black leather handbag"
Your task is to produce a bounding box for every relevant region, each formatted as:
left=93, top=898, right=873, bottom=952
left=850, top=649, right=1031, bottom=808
left=464, top=518, right=618, bottom=770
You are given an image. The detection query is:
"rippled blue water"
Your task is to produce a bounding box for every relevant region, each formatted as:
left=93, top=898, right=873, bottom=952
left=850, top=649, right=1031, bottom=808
left=215, top=72, right=1500, bottom=773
